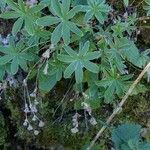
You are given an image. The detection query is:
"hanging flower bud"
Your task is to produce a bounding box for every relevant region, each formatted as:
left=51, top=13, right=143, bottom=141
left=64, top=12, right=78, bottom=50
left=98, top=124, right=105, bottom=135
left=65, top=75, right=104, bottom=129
left=24, top=104, right=30, bottom=113
left=34, top=99, right=39, bottom=105
left=38, top=121, right=45, bottom=127
left=34, top=130, right=40, bottom=136
left=32, top=115, right=37, bottom=121
left=89, top=117, right=97, bottom=126
left=43, top=63, right=49, bottom=75
left=23, top=120, right=28, bottom=126
left=42, top=49, right=50, bottom=59
left=27, top=124, right=33, bottom=131
left=30, top=104, right=37, bottom=113
left=71, top=127, right=79, bottom=134
left=81, top=102, right=92, bottom=116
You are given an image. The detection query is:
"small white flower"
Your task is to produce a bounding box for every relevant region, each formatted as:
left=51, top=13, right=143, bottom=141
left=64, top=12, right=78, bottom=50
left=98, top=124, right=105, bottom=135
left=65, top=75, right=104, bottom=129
left=24, top=104, right=30, bottom=113
left=38, top=121, right=45, bottom=127
left=23, top=79, right=27, bottom=86
left=27, top=124, right=33, bottom=131
left=89, top=117, right=97, bottom=126
left=50, top=44, right=54, bottom=49
left=30, top=92, right=36, bottom=98
left=71, top=127, right=79, bottom=134
left=34, top=99, right=39, bottom=105
left=23, top=121, right=28, bottom=126
left=82, top=93, right=90, bottom=100
left=34, top=130, right=40, bottom=135
left=42, top=49, right=50, bottom=58
left=43, top=63, right=49, bottom=75
left=30, top=104, right=37, bottom=113
left=32, top=115, right=37, bottom=121
left=81, top=102, right=92, bottom=116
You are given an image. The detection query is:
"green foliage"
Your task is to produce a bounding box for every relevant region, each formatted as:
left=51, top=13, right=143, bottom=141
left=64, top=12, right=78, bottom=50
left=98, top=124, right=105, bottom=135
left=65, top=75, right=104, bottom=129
left=0, top=38, right=36, bottom=75
left=144, top=0, right=150, bottom=15
left=112, top=123, right=150, bottom=150
left=0, top=0, right=45, bottom=35
left=96, top=68, right=133, bottom=102
left=36, top=0, right=83, bottom=45
left=0, top=0, right=149, bottom=149
left=0, top=0, right=148, bottom=101
left=82, top=0, right=111, bottom=24
left=58, top=41, right=101, bottom=83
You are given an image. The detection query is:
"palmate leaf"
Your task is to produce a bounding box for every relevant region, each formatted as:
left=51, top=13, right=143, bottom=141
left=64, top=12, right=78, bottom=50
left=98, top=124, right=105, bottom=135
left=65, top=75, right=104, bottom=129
left=96, top=69, right=132, bottom=102
left=113, top=37, right=147, bottom=68
left=112, top=123, right=150, bottom=150
left=38, top=60, right=64, bottom=92
left=0, top=39, right=36, bottom=75
left=58, top=41, right=101, bottom=83
left=144, top=0, right=150, bottom=15
left=82, top=0, right=111, bottom=24
left=36, top=0, right=83, bottom=45
left=0, top=0, right=46, bottom=35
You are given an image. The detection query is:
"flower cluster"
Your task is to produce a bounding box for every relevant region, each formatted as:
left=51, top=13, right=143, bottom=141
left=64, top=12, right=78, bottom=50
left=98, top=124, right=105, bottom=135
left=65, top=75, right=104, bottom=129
left=23, top=79, right=44, bottom=135
left=71, top=113, right=80, bottom=134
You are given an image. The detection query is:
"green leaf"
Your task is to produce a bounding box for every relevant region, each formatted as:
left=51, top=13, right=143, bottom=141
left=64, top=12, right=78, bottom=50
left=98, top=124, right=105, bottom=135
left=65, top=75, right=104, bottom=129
left=83, top=0, right=111, bottom=24
left=75, top=62, right=83, bottom=83
left=5, top=0, right=19, bottom=11
left=62, top=0, right=71, bottom=14
left=58, top=41, right=100, bottom=83
left=36, top=16, right=61, bottom=26
left=51, top=0, right=62, bottom=17
left=29, top=4, right=46, bottom=14
left=123, top=0, right=129, bottom=7
left=51, top=23, right=62, bottom=44
left=0, top=11, right=20, bottom=19
left=64, top=62, right=77, bottom=78
left=39, top=74, right=57, bottom=92
left=18, top=0, right=25, bottom=11
left=57, top=54, right=75, bottom=63
left=67, top=5, right=83, bottom=19
left=79, top=41, right=90, bottom=56
left=11, top=57, right=19, bottom=74
left=64, top=45, right=77, bottom=57
left=83, top=61, right=99, bottom=73
left=12, top=17, right=24, bottom=35
left=25, top=17, right=35, bottom=35
left=0, top=55, right=13, bottom=65
left=62, top=22, right=70, bottom=45
left=84, top=51, right=101, bottom=60
left=84, top=11, right=93, bottom=22
left=68, top=22, right=83, bottom=36
left=112, top=123, right=141, bottom=149
left=18, top=57, right=28, bottom=71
